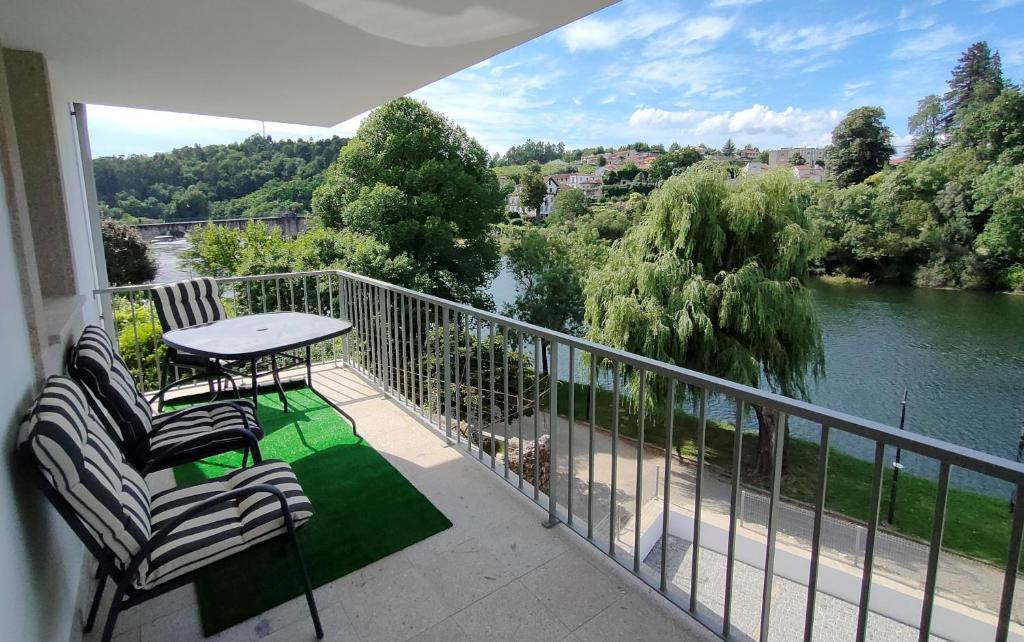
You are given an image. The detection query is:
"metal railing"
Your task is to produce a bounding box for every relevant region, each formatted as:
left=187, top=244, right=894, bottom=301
left=95, top=270, right=1024, bottom=642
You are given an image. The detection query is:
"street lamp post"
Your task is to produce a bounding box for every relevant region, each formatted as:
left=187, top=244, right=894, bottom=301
left=886, top=389, right=909, bottom=525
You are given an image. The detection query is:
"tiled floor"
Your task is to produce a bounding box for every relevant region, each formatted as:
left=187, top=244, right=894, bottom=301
left=72, top=365, right=718, bottom=642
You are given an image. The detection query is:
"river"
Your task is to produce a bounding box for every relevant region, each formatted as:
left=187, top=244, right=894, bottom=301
left=155, top=243, right=1024, bottom=496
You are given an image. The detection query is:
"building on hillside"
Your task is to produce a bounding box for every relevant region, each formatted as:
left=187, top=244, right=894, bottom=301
left=505, top=177, right=559, bottom=220
left=890, top=156, right=908, bottom=166
left=549, top=172, right=603, bottom=200
left=737, top=146, right=761, bottom=161
left=768, top=147, right=827, bottom=168
left=792, top=164, right=827, bottom=182
left=580, top=148, right=662, bottom=168
left=743, top=162, right=769, bottom=176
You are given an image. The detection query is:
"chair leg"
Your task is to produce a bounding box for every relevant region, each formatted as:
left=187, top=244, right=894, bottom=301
left=84, top=570, right=107, bottom=633
left=158, top=354, right=170, bottom=412
left=241, top=448, right=249, bottom=468
left=100, top=587, right=123, bottom=642
left=289, top=529, right=323, bottom=639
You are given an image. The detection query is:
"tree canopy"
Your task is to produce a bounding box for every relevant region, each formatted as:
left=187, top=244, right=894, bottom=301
left=312, top=97, right=504, bottom=305
left=584, top=163, right=823, bottom=471
left=943, top=41, right=1004, bottom=130
left=95, top=135, right=347, bottom=222
left=101, top=220, right=157, bottom=285
left=826, top=106, right=895, bottom=187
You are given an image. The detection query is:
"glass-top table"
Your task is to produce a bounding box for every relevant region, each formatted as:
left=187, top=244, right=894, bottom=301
left=163, top=312, right=355, bottom=430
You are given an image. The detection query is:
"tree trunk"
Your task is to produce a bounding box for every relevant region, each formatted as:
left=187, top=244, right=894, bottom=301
left=753, top=404, right=777, bottom=476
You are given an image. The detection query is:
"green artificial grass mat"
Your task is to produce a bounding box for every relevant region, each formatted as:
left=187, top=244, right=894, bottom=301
left=167, top=387, right=452, bottom=636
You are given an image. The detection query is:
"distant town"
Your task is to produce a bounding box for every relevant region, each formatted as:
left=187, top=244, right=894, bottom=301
left=501, top=143, right=843, bottom=221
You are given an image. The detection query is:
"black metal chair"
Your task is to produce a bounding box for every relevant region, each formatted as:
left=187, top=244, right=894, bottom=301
left=69, top=324, right=264, bottom=474
left=18, top=376, right=323, bottom=642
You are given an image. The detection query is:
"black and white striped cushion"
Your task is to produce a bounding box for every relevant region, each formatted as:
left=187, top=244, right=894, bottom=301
left=151, top=277, right=227, bottom=332
left=148, top=400, right=263, bottom=462
left=139, top=460, right=312, bottom=588
left=71, top=325, right=153, bottom=462
left=19, top=376, right=152, bottom=569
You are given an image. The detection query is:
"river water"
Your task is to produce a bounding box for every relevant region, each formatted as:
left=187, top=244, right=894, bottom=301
left=155, top=244, right=1024, bottom=495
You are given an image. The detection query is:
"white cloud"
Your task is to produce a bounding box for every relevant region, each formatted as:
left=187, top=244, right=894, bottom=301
left=982, top=0, right=1024, bottom=12
left=629, top=104, right=842, bottom=148
left=644, top=15, right=735, bottom=56
left=843, top=80, right=872, bottom=97
left=998, top=37, right=1024, bottom=65
left=628, top=108, right=712, bottom=128
left=572, top=96, right=582, bottom=106
left=747, top=19, right=878, bottom=54
left=891, top=25, right=967, bottom=59
left=560, top=10, right=679, bottom=52
left=710, top=0, right=763, bottom=6
left=600, top=94, right=618, bottom=104
left=897, top=7, right=937, bottom=31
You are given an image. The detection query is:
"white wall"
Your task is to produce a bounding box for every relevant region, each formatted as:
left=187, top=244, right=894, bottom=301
left=0, top=162, right=84, bottom=642
left=0, top=53, right=103, bottom=642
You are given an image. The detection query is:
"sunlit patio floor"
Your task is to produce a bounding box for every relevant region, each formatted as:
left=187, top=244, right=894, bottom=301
left=71, top=364, right=718, bottom=642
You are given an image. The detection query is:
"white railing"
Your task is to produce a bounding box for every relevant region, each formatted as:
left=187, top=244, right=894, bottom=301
left=95, top=270, right=1024, bottom=642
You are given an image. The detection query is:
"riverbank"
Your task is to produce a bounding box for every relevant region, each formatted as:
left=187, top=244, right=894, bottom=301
left=550, top=381, right=1019, bottom=570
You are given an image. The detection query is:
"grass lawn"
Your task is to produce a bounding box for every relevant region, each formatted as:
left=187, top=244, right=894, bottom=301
left=546, top=381, right=1018, bottom=570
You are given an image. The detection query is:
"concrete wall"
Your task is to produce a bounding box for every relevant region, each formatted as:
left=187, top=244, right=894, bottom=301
left=129, top=212, right=308, bottom=242
left=0, top=45, right=101, bottom=642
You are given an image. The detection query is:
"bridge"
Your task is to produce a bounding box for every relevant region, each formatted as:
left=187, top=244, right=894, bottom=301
left=129, top=212, right=308, bottom=242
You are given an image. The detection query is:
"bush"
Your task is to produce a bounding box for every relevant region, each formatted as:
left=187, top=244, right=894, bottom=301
left=102, top=220, right=157, bottom=285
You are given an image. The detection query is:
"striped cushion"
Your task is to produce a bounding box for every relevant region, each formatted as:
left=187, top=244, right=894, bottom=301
left=71, top=325, right=153, bottom=462
left=19, top=376, right=152, bottom=570
left=151, top=277, right=226, bottom=332
left=149, top=400, right=263, bottom=462
left=139, top=460, right=312, bottom=589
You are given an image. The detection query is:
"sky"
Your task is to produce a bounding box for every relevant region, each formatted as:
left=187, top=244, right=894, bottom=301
left=87, top=0, right=1024, bottom=158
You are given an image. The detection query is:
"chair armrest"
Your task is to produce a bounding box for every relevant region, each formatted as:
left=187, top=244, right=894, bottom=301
left=141, top=427, right=259, bottom=475
left=147, top=371, right=238, bottom=406
left=124, top=483, right=298, bottom=585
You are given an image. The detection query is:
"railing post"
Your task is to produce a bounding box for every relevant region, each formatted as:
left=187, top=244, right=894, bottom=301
left=443, top=306, right=452, bottom=441
left=545, top=340, right=558, bottom=528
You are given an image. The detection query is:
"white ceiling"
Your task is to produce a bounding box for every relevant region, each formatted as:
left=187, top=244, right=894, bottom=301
left=1, top=0, right=616, bottom=126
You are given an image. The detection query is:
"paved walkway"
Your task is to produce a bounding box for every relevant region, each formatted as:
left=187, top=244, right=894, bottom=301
left=493, top=411, right=1024, bottom=639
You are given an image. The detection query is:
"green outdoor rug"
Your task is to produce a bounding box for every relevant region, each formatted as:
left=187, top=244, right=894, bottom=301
left=168, top=387, right=452, bottom=636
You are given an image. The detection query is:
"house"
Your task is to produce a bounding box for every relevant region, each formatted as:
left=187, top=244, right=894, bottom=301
left=737, top=146, right=760, bottom=161
left=549, top=172, right=604, bottom=200
left=792, top=164, right=827, bottom=182
left=1, top=2, right=1020, bottom=642
left=743, top=162, right=769, bottom=175
left=767, top=146, right=827, bottom=168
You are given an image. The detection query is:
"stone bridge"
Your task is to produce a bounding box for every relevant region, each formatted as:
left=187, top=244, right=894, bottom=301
left=129, top=212, right=308, bottom=242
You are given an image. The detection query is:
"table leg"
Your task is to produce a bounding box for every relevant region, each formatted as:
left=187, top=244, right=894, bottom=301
left=305, top=344, right=359, bottom=436
left=250, top=359, right=258, bottom=409
left=271, top=354, right=289, bottom=412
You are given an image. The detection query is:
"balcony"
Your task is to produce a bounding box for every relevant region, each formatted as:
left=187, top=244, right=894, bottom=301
left=91, top=270, right=1024, bottom=642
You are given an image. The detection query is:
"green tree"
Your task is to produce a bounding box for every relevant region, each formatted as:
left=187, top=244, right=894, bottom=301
left=649, top=147, right=703, bottom=181
left=313, top=98, right=504, bottom=304
left=789, top=151, right=808, bottom=166
left=908, top=95, right=943, bottom=160
left=757, top=150, right=770, bottom=164
left=943, top=41, right=1004, bottom=131
left=548, top=188, right=590, bottom=224
left=519, top=168, right=548, bottom=219
left=584, top=164, right=824, bottom=473
left=102, top=220, right=157, bottom=285
left=503, top=225, right=607, bottom=372
left=180, top=222, right=244, bottom=277
left=722, top=138, right=736, bottom=157
left=826, top=107, right=895, bottom=188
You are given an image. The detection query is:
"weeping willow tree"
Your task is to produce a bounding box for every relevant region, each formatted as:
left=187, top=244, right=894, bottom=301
left=584, top=162, right=824, bottom=473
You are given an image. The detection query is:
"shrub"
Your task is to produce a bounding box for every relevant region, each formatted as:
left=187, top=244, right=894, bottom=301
left=102, top=219, right=157, bottom=285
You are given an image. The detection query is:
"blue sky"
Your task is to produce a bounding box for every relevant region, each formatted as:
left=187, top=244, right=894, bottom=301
left=88, top=0, right=1024, bottom=158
